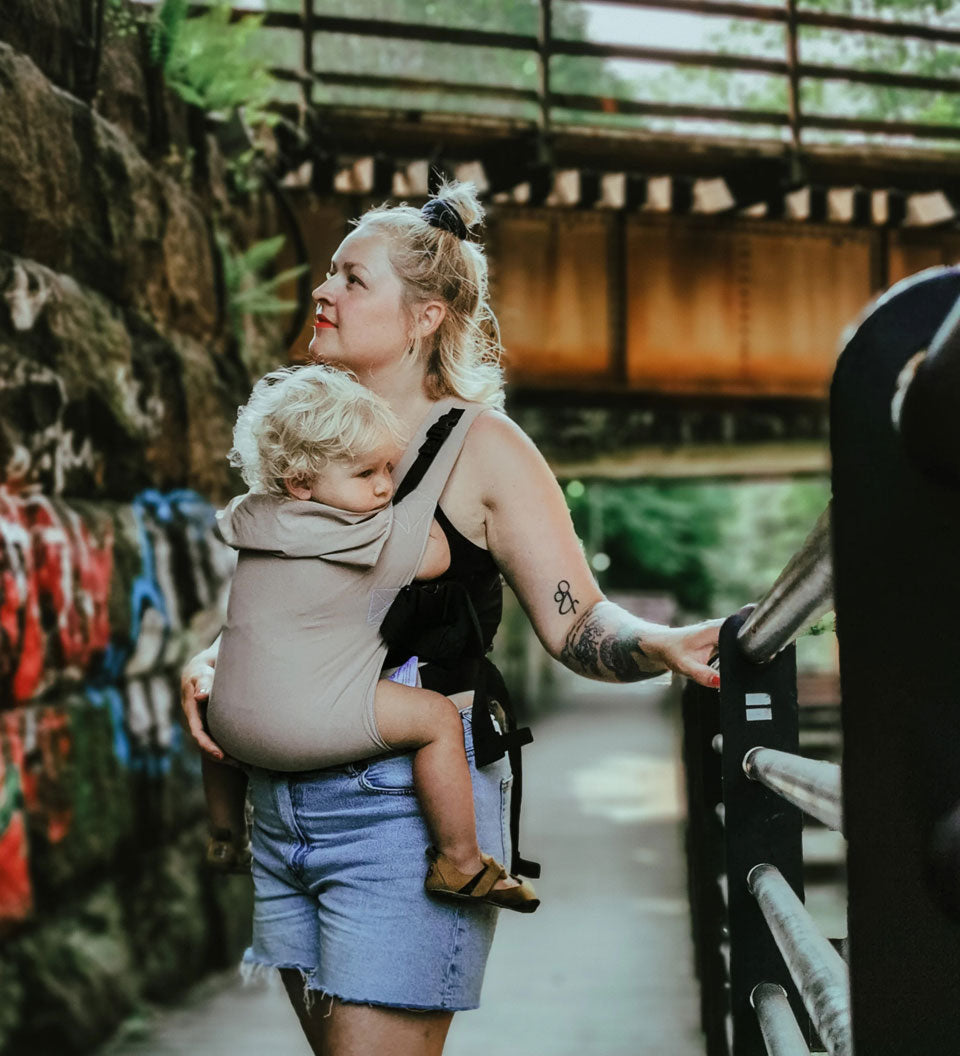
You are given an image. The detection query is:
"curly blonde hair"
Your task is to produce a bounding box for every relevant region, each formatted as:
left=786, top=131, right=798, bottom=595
left=229, top=365, right=404, bottom=496
left=351, top=178, right=505, bottom=409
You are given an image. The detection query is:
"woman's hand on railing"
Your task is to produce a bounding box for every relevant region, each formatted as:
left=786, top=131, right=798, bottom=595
left=180, top=642, right=231, bottom=763
left=647, top=619, right=723, bottom=690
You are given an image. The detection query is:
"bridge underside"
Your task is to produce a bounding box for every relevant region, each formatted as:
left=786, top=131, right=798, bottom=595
left=508, top=397, right=828, bottom=480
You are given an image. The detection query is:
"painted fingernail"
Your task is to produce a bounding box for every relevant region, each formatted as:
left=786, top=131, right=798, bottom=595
left=711, top=674, right=721, bottom=688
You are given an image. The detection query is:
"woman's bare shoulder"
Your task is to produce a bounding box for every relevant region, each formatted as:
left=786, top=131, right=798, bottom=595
left=440, top=408, right=548, bottom=547
left=465, top=408, right=554, bottom=506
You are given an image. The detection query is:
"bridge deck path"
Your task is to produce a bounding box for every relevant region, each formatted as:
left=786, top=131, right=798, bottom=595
left=102, top=674, right=705, bottom=1056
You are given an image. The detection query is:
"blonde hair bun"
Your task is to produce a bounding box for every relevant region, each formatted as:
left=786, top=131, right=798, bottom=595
left=431, top=179, right=484, bottom=232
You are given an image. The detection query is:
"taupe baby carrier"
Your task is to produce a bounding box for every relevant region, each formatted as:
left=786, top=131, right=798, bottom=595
left=209, top=397, right=539, bottom=877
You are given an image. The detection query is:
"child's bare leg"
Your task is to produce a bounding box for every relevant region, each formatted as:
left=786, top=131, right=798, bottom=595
left=374, top=680, right=518, bottom=890
left=201, top=754, right=248, bottom=838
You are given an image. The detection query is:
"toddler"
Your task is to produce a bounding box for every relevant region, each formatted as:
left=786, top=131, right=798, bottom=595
left=201, top=365, right=538, bottom=912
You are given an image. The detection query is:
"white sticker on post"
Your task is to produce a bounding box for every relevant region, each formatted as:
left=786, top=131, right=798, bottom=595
left=745, top=692, right=772, bottom=721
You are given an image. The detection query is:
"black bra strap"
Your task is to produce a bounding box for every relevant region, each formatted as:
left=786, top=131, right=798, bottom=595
left=393, top=408, right=465, bottom=505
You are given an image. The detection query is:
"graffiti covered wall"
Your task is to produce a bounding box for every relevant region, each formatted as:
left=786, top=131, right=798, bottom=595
left=0, top=2, right=288, bottom=1051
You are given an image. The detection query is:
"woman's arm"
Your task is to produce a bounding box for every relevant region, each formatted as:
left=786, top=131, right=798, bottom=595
left=180, top=633, right=230, bottom=761
left=473, top=412, right=721, bottom=689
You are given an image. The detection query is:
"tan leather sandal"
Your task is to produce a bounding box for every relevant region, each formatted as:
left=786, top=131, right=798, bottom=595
left=424, top=848, right=540, bottom=913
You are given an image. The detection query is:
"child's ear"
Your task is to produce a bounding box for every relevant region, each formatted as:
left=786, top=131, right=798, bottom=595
left=283, top=478, right=312, bottom=501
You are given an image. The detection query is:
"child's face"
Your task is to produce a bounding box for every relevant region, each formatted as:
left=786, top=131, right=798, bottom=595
left=307, top=442, right=400, bottom=513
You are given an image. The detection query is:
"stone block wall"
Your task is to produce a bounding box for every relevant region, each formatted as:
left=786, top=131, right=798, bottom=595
left=0, top=4, right=288, bottom=1051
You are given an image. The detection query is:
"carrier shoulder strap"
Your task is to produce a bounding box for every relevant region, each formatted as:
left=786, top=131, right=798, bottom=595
left=392, top=406, right=465, bottom=505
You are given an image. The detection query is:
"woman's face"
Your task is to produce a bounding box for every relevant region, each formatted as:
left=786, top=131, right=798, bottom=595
left=308, top=230, right=411, bottom=377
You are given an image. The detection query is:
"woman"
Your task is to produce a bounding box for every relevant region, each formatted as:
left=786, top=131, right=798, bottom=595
left=180, top=181, right=721, bottom=1055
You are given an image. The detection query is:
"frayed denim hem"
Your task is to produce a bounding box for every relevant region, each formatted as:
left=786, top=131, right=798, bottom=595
left=239, top=951, right=478, bottom=1014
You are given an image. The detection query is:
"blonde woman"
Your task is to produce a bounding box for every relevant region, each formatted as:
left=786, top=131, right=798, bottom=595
left=180, top=181, right=721, bottom=1055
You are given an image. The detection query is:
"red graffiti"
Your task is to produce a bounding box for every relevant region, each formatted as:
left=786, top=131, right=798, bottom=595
left=0, top=489, right=44, bottom=705
left=22, top=495, right=113, bottom=674
left=0, top=712, right=32, bottom=923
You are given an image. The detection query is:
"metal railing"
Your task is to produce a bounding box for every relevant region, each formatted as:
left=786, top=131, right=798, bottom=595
left=682, top=265, right=960, bottom=1054
left=196, top=1, right=960, bottom=154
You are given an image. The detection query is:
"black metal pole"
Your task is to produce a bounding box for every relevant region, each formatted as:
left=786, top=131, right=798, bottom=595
left=681, top=678, right=729, bottom=1056
left=718, top=609, right=807, bottom=1055
left=831, top=265, right=960, bottom=1053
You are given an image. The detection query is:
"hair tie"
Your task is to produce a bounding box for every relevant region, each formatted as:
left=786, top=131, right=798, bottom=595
left=420, top=198, right=468, bottom=241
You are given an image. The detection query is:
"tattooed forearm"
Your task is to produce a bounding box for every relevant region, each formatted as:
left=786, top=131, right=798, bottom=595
left=559, top=602, right=662, bottom=682
left=554, top=579, right=579, bottom=615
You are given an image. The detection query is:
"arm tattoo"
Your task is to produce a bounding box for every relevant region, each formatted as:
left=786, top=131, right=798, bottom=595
left=554, top=579, right=579, bottom=615
left=559, top=603, right=650, bottom=682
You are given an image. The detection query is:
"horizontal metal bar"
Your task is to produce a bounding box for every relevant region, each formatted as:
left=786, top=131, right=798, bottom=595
left=801, top=112, right=960, bottom=142
left=272, top=67, right=539, bottom=104
left=799, top=61, right=960, bottom=95
left=743, top=747, right=843, bottom=833
left=549, top=37, right=788, bottom=75
left=551, top=92, right=786, bottom=126
left=560, top=0, right=960, bottom=47
left=751, top=983, right=811, bottom=1056
left=748, top=864, right=852, bottom=1056
left=737, top=504, right=833, bottom=664
left=283, top=90, right=960, bottom=149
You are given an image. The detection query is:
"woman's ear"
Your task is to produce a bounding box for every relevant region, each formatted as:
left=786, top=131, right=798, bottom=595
left=283, top=478, right=312, bottom=501
left=416, top=300, right=446, bottom=339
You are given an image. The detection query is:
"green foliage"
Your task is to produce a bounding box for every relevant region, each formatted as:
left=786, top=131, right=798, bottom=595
left=704, top=479, right=831, bottom=618
left=217, top=233, right=307, bottom=347
left=150, top=1, right=278, bottom=123
left=104, top=0, right=142, bottom=38
left=563, top=477, right=833, bottom=622
left=565, top=480, right=735, bottom=612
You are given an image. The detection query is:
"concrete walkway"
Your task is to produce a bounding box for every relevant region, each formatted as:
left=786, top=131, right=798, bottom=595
left=102, top=673, right=705, bottom=1056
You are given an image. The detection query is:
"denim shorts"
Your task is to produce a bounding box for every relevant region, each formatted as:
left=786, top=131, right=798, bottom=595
left=241, top=706, right=513, bottom=1011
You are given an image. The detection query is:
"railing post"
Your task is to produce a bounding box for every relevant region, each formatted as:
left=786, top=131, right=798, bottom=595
left=536, top=0, right=553, bottom=165
left=681, top=677, right=728, bottom=1056
left=719, top=609, right=807, bottom=1054
left=784, top=0, right=803, bottom=182
left=831, top=266, right=960, bottom=1052
left=301, top=0, right=315, bottom=114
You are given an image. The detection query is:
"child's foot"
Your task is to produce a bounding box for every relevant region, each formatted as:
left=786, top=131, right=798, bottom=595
left=424, top=848, right=539, bottom=913
left=205, top=827, right=252, bottom=874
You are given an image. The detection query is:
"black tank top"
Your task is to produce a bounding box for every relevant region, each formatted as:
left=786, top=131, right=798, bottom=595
left=383, top=504, right=503, bottom=693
